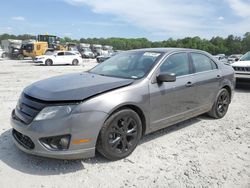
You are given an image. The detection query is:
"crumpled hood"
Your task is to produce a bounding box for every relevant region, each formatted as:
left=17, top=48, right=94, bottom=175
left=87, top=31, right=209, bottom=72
left=232, top=60, right=250, bottom=67
left=24, top=72, right=133, bottom=101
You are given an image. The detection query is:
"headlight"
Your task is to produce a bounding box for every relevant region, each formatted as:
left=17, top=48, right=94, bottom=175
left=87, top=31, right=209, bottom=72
left=34, top=105, right=75, bottom=121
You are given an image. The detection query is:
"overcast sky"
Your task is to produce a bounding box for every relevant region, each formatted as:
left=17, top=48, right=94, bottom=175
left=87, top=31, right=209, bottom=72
left=0, top=0, right=250, bottom=40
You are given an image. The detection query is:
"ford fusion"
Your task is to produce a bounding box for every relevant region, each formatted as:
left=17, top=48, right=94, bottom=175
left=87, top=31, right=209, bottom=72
left=11, top=48, right=235, bottom=160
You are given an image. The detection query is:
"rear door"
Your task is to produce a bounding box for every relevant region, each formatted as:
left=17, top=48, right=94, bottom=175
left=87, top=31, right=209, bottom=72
left=149, top=52, right=198, bottom=130
left=190, top=52, right=221, bottom=109
left=65, top=51, right=75, bottom=64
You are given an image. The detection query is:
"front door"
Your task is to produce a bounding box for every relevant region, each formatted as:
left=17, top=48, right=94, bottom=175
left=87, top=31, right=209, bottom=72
left=55, top=52, right=65, bottom=64
left=149, top=52, right=198, bottom=131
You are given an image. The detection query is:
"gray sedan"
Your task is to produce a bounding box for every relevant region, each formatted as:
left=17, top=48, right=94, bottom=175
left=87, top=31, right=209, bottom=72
left=11, top=48, right=235, bottom=160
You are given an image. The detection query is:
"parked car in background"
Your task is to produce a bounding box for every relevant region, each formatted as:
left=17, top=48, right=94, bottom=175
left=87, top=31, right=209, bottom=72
left=34, top=51, right=82, bottom=66
left=227, top=54, right=242, bottom=64
left=77, top=43, right=95, bottom=58
left=214, top=54, right=228, bottom=64
left=80, top=48, right=95, bottom=58
left=91, top=44, right=104, bottom=57
left=102, top=45, right=113, bottom=55
left=231, top=51, right=250, bottom=80
left=0, top=47, right=6, bottom=58
left=11, top=48, right=235, bottom=160
left=96, top=52, right=119, bottom=63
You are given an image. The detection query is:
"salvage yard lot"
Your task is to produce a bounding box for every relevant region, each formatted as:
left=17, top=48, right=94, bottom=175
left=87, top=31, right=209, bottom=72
left=0, top=59, right=249, bottom=187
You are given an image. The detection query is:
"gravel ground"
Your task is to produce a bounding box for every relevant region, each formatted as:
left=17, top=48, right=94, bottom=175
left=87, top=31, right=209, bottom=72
left=0, top=59, right=249, bottom=188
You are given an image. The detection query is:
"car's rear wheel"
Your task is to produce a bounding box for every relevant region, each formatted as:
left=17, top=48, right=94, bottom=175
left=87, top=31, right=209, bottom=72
left=45, top=59, right=53, bottom=66
left=97, top=109, right=142, bottom=160
left=72, top=59, right=79, bottom=66
left=208, top=88, right=230, bottom=119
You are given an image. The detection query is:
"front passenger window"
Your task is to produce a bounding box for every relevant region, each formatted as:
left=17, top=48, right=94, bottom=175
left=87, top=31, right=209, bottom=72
left=160, top=53, right=190, bottom=76
left=57, top=52, right=64, bottom=56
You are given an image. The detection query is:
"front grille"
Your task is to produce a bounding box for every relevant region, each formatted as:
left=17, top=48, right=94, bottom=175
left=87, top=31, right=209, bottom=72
left=12, top=129, right=35, bottom=150
left=233, top=66, right=250, bottom=72
left=14, top=93, right=47, bottom=124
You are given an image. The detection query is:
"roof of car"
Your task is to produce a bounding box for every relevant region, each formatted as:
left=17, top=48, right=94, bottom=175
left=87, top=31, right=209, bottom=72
left=129, top=48, right=206, bottom=53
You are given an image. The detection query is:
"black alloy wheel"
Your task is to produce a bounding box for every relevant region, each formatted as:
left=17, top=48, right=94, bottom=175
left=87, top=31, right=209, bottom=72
left=216, top=89, right=230, bottom=117
left=97, top=109, right=142, bottom=160
left=208, top=88, right=230, bottom=119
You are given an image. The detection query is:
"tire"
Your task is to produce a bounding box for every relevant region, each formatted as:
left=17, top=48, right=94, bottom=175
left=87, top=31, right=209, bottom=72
left=72, top=59, right=79, bottom=66
left=207, top=88, right=230, bottom=119
left=45, top=59, right=53, bottom=66
left=96, top=58, right=102, bottom=63
left=17, top=54, right=24, bottom=60
left=97, top=109, right=142, bottom=160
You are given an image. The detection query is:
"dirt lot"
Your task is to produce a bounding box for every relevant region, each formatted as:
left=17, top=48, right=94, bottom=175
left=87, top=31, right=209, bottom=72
left=0, top=59, right=249, bottom=188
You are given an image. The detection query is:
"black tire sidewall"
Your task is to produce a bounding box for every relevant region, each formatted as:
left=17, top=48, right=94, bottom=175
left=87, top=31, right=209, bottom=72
left=97, top=109, right=142, bottom=160
left=214, top=88, right=230, bottom=118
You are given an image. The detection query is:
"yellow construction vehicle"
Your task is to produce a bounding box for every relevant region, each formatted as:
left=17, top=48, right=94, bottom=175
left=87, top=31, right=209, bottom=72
left=22, top=34, right=79, bottom=59
left=22, top=34, right=67, bottom=59
left=22, top=41, right=48, bottom=58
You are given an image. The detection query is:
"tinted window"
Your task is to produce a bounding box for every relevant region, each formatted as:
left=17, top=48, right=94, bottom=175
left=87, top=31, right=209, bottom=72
left=160, top=53, right=190, bottom=76
left=57, top=52, right=64, bottom=56
left=191, top=53, right=217, bottom=73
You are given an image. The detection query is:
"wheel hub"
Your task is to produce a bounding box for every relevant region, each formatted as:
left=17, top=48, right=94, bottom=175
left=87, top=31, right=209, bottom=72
left=108, top=117, right=138, bottom=153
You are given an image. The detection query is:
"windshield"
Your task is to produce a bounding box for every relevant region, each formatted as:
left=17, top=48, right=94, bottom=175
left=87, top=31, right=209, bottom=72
left=240, top=52, right=250, bottom=61
left=90, top=51, right=163, bottom=79
left=84, top=48, right=91, bottom=52
left=24, top=43, right=34, bottom=51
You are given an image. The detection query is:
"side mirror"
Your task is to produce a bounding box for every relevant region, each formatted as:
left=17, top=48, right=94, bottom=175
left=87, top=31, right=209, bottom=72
left=157, top=72, right=176, bottom=83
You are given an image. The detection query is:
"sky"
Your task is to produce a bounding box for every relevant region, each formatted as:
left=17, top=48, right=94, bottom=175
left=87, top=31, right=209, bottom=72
left=0, top=0, right=250, bottom=41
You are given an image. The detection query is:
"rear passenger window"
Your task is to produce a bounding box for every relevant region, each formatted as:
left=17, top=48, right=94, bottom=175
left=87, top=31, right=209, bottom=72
left=65, top=52, right=73, bottom=55
left=160, top=53, right=190, bottom=76
left=191, top=53, right=217, bottom=73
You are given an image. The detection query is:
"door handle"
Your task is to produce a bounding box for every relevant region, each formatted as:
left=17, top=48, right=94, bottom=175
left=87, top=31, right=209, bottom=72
left=216, top=75, right=221, bottom=79
left=185, top=81, right=192, bottom=87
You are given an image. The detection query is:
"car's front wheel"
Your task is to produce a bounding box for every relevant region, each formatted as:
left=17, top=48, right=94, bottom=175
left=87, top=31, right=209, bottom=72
left=45, top=59, right=53, bottom=66
left=208, top=88, right=230, bottom=119
left=97, top=109, right=142, bottom=160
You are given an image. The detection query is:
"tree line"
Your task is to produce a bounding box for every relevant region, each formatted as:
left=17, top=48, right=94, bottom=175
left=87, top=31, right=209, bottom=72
left=0, top=32, right=249, bottom=55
